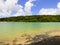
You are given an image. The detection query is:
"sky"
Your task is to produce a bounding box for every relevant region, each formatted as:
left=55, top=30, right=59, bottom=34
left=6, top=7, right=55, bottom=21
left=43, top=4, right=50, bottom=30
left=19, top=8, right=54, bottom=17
left=0, top=0, right=60, bottom=18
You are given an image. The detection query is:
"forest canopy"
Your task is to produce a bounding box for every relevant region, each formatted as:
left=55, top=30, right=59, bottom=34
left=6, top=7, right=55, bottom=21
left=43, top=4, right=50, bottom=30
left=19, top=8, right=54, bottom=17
left=0, top=15, right=60, bottom=22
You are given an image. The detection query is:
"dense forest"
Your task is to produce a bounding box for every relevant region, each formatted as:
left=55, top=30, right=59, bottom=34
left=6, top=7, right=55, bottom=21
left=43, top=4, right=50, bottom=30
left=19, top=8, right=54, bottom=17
left=0, top=15, right=60, bottom=22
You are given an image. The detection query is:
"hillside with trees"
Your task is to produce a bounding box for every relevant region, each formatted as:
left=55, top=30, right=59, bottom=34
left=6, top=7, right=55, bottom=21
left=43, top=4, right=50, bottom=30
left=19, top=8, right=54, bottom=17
left=0, top=15, right=60, bottom=22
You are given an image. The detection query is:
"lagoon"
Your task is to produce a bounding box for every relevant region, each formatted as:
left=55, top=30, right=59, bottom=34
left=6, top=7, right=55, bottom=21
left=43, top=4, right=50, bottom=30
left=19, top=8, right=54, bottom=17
left=0, top=22, right=60, bottom=40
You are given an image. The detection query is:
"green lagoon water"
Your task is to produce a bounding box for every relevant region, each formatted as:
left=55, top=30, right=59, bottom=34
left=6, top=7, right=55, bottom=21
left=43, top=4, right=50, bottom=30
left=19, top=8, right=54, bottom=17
left=0, top=22, right=60, bottom=40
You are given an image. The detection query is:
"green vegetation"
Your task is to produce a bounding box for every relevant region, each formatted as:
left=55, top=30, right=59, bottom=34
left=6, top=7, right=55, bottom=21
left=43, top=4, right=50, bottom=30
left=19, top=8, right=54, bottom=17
left=0, top=15, right=60, bottom=22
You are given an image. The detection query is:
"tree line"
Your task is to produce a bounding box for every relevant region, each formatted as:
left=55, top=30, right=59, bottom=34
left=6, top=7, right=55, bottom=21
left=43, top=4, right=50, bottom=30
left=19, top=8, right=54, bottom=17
left=0, top=15, right=60, bottom=22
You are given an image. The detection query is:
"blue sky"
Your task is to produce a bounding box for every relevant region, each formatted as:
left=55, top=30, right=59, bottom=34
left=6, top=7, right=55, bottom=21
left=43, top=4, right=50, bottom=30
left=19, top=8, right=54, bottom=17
left=17, top=0, right=60, bottom=15
left=0, top=0, right=60, bottom=18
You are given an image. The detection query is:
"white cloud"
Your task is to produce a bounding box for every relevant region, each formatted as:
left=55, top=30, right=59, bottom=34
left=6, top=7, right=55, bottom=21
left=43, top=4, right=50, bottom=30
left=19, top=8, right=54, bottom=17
left=24, top=0, right=36, bottom=15
left=57, top=2, right=60, bottom=9
left=39, top=8, right=57, bottom=15
left=0, top=0, right=25, bottom=18
left=0, top=0, right=36, bottom=18
left=38, top=2, right=60, bottom=15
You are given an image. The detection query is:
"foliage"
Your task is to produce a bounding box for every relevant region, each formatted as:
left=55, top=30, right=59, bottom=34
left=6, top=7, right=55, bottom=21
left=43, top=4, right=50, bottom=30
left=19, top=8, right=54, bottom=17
left=0, top=15, right=60, bottom=22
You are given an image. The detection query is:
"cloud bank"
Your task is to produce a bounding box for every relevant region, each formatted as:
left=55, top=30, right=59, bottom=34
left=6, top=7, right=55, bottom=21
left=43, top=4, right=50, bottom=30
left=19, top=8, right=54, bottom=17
left=0, top=0, right=36, bottom=18
left=39, top=2, right=60, bottom=15
left=0, top=0, right=60, bottom=18
left=24, top=0, right=36, bottom=15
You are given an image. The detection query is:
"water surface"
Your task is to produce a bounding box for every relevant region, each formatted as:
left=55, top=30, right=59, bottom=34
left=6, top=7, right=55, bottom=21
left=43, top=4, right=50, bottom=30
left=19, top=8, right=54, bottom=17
left=0, top=22, right=60, bottom=40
